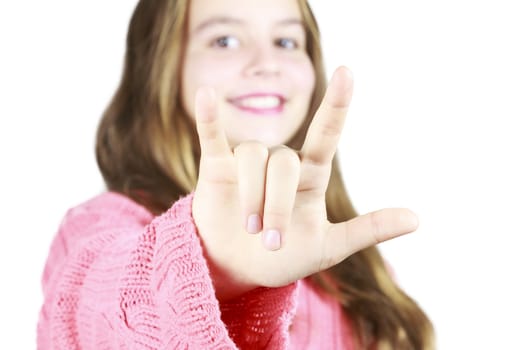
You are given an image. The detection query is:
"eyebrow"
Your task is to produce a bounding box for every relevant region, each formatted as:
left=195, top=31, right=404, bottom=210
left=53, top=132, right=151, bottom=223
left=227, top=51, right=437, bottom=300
left=192, top=16, right=305, bottom=34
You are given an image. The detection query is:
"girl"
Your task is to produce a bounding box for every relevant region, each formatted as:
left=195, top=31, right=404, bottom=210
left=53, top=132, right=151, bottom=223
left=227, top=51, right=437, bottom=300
left=38, top=0, right=434, bottom=348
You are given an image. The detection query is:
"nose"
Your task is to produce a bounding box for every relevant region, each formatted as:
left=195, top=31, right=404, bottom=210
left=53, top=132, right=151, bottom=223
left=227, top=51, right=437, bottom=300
left=243, top=43, right=280, bottom=78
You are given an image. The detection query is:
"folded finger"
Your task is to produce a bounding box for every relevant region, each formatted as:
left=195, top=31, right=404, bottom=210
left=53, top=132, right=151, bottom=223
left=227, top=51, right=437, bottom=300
left=234, top=142, right=269, bottom=234
left=262, top=147, right=301, bottom=251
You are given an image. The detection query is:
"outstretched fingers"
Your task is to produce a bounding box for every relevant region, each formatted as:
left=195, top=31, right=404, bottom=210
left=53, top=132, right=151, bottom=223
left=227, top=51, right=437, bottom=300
left=195, top=87, right=231, bottom=158
left=321, top=208, right=419, bottom=270
left=301, top=66, right=353, bottom=165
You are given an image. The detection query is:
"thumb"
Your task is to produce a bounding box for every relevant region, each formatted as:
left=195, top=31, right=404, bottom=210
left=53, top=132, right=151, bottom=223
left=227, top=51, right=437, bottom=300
left=322, top=208, right=419, bottom=269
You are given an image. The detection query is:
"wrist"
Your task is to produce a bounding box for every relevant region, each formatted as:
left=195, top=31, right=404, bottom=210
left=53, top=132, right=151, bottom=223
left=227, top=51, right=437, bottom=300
left=202, top=247, right=257, bottom=301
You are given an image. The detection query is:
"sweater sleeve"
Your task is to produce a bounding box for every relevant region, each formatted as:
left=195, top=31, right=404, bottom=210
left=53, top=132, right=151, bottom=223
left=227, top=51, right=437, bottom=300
left=37, top=192, right=297, bottom=349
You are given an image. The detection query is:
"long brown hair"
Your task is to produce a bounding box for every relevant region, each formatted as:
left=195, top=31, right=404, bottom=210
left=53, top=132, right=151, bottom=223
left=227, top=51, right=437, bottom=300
left=96, top=0, right=434, bottom=348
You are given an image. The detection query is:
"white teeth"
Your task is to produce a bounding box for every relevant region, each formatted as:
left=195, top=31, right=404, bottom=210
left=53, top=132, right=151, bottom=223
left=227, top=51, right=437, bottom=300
left=237, top=96, right=281, bottom=109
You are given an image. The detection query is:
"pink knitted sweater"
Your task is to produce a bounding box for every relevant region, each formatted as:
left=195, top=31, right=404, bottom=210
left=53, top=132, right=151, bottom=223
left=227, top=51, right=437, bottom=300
left=38, top=192, right=354, bottom=349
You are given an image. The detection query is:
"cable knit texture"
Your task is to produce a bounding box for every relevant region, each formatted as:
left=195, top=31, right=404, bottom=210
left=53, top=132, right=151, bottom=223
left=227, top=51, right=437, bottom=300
left=38, top=192, right=354, bottom=349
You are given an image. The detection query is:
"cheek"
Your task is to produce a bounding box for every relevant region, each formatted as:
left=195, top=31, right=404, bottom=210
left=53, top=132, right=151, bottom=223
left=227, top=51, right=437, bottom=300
left=188, top=56, right=236, bottom=85
left=182, top=55, right=238, bottom=118
left=285, top=57, right=315, bottom=97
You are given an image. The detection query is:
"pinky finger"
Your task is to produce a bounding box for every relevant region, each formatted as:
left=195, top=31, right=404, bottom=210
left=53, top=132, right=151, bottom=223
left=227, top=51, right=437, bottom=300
left=194, top=87, right=231, bottom=158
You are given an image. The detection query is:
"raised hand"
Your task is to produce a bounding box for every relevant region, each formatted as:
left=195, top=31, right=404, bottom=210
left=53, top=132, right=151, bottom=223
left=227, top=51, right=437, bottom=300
left=192, top=66, right=418, bottom=300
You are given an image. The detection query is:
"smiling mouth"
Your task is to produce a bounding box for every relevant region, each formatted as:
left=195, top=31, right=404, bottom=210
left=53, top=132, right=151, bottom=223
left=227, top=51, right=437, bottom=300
left=228, top=95, right=285, bottom=115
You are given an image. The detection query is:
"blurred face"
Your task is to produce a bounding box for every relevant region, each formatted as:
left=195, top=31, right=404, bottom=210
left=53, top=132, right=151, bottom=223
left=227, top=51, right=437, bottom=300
left=182, top=0, right=315, bottom=148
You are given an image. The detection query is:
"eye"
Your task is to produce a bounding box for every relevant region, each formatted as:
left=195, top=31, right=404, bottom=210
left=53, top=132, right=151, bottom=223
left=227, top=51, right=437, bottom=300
left=212, top=35, right=240, bottom=49
left=275, top=38, right=299, bottom=50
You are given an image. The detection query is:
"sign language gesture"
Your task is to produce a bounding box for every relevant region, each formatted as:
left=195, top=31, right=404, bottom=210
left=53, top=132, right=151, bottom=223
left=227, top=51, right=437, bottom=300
left=192, top=66, right=418, bottom=300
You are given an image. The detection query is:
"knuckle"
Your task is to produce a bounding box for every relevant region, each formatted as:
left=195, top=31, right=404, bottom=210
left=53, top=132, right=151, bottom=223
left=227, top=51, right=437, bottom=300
left=319, top=118, right=342, bottom=137
left=234, top=141, right=268, bottom=158
left=368, top=211, right=384, bottom=245
left=269, top=147, right=300, bottom=167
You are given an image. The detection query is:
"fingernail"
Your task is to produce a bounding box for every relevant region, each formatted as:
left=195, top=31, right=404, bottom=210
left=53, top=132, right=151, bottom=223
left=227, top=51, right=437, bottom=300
left=263, top=230, right=281, bottom=251
left=247, top=214, right=262, bottom=234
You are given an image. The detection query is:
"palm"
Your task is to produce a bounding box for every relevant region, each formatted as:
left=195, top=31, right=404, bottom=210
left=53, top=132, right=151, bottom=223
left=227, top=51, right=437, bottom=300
left=192, top=67, right=418, bottom=299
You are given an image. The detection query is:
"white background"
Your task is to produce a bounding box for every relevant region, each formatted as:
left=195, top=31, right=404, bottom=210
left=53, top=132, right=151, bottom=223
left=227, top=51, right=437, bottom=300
left=1, top=1, right=524, bottom=349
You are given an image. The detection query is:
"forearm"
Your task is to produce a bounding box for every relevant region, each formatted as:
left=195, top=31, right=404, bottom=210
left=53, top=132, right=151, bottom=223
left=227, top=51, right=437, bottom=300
left=39, top=192, right=298, bottom=349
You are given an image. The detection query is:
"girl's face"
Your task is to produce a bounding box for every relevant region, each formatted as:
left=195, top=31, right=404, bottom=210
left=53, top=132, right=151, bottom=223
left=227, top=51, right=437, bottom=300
left=182, top=0, right=315, bottom=148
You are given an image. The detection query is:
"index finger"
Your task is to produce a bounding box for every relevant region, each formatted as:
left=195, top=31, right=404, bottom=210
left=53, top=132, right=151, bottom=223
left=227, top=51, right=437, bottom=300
left=301, top=66, right=353, bottom=165
left=195, top=87, right=231, bottom=158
